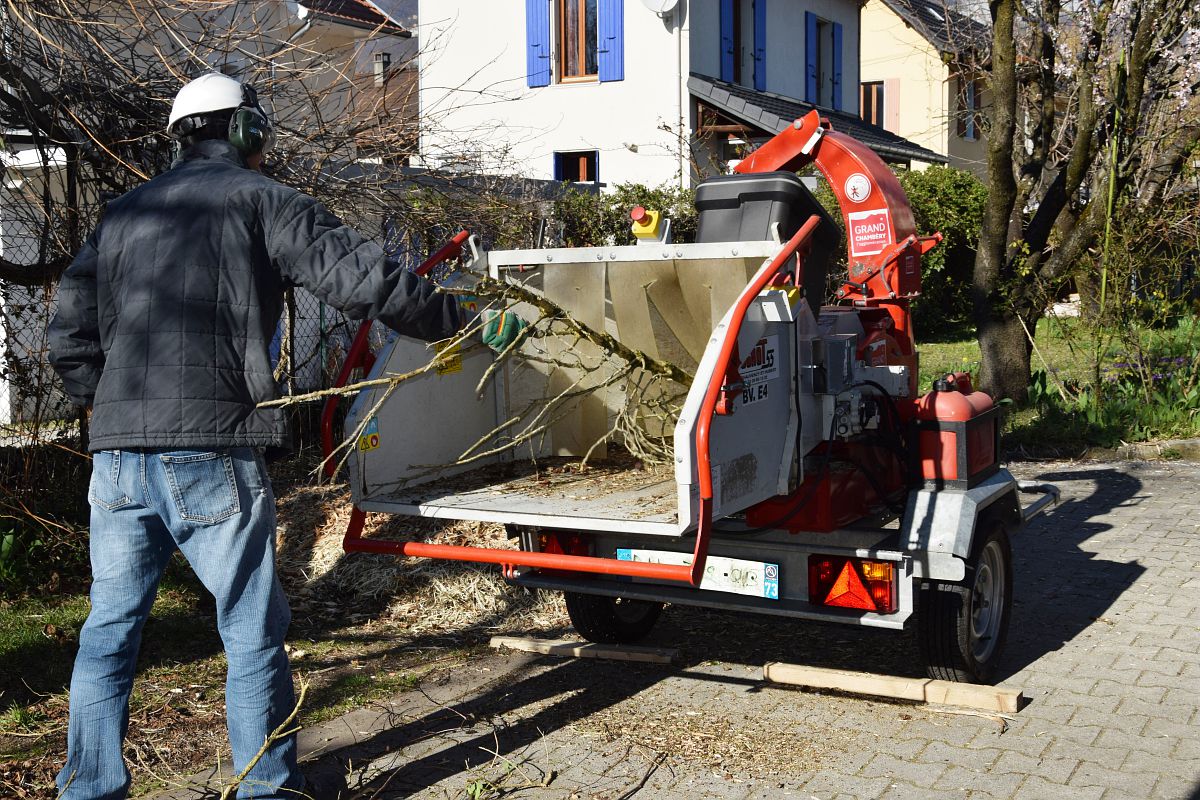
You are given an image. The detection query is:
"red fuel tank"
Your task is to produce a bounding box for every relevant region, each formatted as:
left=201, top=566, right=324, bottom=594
left=915, top=376, right=998, bottom=486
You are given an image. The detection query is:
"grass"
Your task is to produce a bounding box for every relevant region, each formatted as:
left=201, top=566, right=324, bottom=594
left=916, top=316, right=1096, bottom=393
left=918, top=315, right=1200, bottom=451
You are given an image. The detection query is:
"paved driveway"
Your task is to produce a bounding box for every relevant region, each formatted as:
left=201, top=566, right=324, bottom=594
left=162, top=460, right=1200, bottom=799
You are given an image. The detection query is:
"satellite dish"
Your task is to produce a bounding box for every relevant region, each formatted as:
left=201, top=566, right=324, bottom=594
left=642, top=0, right=679, bottom=14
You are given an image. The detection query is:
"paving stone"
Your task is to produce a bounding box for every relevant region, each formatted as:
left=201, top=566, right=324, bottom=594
left=1033, top=723, right=1102, bottom=746
left=1067, top=707, right=1148, bottom=735
left=798, top=770, right=894, bottom=798
left=1089, top=679, right=1167, bottom=703
left=1148, top=771, right=1200, bottom=800
left=990, top=751, right=1077, bottom=783
left=918, top=741, right=1001, bottom=771
left=1114, top=696, right=1194, bottom=723
left=1170, top=732, right=1200, bottom=761
left=1092, top=727, right=1173, bottom=755
left=1032, top=689, right=1119, bottom=714
left=1068, top=762, right=1160, bottom=795
left=984, top=734, right=1051, bottom=762
left=904, top=719, right=990, bottom=748
left=932, top=765, right=1024, bottom=798
left=1013, top=776, right=1103, bottom=800
left=859, top=752, right=947, bottom=788
left=1041, top=737, right=1132, bottom=766
left=880, top=781, right=971, bottom=799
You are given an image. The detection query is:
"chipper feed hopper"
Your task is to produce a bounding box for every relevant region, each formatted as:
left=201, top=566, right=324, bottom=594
left=324, top=111, right=1057, bottom=683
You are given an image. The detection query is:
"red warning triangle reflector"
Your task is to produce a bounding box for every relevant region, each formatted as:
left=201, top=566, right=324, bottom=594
left=824, top=561, right=876, bottom=611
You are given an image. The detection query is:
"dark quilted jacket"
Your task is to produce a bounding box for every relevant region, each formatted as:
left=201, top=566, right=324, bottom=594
left=49, top=140, right=462, bottom=452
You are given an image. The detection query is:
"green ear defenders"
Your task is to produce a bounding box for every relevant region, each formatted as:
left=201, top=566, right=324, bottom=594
left=228, top=85, right=275, bottom=157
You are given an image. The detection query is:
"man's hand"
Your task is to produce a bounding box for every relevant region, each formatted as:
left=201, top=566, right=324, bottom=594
left=479, top=310, right=528, bottom=353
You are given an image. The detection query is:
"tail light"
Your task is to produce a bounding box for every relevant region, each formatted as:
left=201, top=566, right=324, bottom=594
left=808, top=556, right=897, bottom=614
left=538, top=531, right=590, bottom=556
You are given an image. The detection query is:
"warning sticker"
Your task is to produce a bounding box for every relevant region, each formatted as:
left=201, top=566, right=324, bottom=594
left=357, top=418, right=381, bottom=452
left=435, top=342, right=463, bottom=375
left=844, top=173, right=872, bottom=204
left=848, top=208, right=893, bottom=258
left=739, top=335, right=778, bottom=406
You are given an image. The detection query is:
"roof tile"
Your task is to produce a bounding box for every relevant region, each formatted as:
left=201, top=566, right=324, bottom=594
left=690, top=73, right=947, bottom=164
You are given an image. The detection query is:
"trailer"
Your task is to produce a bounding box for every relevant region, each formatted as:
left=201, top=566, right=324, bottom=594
left=324, top=111, right=1057, bottom=684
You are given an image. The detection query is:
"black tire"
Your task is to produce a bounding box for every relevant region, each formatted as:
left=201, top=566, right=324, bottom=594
left=918, top=520, right=1013, bottom=683
left=563, top=592, right=664, bottom=644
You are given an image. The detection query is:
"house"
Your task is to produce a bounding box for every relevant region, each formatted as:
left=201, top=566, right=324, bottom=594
left=859, top=0, right=990, bottom=177
left=416, top=0, right=943, bottom=190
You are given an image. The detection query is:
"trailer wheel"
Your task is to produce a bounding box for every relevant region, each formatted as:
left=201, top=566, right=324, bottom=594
left=918, top=521, right=1012, bottom=683
left=563, top=592, right=664, bottom=644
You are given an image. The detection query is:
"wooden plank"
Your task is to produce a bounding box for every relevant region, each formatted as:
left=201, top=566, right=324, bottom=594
left=763, top=662, right=1024, bottom=714
left=490, top=636, right=679, bottom=664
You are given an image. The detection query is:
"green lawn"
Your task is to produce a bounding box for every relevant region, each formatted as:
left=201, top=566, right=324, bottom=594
left=916, top=316, right=1104, bottom=394
left=918, top=315, right=1200, bottom=449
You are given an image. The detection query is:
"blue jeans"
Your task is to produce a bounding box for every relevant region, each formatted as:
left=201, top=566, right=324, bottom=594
left=57, top=448, right=301, bottom=799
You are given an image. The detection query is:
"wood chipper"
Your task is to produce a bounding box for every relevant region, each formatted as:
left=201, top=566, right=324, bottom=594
left=322, top=111, right=1057, bottom=684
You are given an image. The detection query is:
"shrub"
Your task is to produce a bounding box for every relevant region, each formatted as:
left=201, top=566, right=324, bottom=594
left=552, top=183, right=697, bottom=246
left=896, top=166, right=987, bottom=335
left=812, top=165, right=985, bottom=334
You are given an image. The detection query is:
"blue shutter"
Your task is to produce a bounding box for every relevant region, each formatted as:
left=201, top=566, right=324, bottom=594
left=720, top=0, right=735, bottom=82
left=526, top=0, right=551, bottom=88
left=804, top=11, right=818, bottom=103
left=753, top=0, right=766, bottom=91
left=598, top=0, right=625, bottom=82
left=832, top=21, right=843, bottom=110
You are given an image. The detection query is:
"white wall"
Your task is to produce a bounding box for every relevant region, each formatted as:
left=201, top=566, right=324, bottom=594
left=418, top=2, right=692, bottom=188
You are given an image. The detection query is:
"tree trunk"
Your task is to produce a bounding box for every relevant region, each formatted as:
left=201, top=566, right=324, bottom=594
left=977, top=312, right=1033, bottom=402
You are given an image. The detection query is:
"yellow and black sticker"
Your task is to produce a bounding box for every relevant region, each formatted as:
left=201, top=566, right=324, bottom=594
left=358, top=418, right=381, bottom=452
left=436, top=342, right=463, bottom=375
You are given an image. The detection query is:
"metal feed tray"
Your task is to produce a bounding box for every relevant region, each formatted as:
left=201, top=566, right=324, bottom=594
left=356, top=456, right=680, bottom=535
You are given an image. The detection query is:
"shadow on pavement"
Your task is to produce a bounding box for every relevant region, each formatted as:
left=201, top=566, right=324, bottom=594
left=1000, top=466, right=1147, bottom=680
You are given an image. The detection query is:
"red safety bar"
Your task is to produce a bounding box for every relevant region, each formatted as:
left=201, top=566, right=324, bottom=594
left=320, top=230, right=472, bottom=478
left=338, top=219, right=823, bottom=587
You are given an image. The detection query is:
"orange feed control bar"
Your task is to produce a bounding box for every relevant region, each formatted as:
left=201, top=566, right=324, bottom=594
left=338, top=218, right=823, bottom=586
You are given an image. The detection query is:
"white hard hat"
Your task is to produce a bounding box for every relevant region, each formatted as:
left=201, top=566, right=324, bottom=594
left=168, top=72, right=246, bottom=135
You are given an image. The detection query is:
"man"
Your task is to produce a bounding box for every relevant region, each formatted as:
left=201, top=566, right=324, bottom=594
left=48, top=72, right=522, bottom=799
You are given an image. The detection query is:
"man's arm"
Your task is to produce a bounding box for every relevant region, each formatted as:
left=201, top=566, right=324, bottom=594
left=266, top=191, right=463, bottom=342
left=48, top=231, right=104, bottom=407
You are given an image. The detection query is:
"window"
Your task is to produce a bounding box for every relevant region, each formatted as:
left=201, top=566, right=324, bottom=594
left=558, top=0, right=598, bottom=80
left=861, top=81, right=885, bottom=127
left=719, top=1, right=766, bottom=90
left=805, top=13, right=843, bottom=109
left=956, top=75, right=983, bottom=140
left=527, top=0, right=623, bottom=87
left=554, top=150, right=599, bottom=183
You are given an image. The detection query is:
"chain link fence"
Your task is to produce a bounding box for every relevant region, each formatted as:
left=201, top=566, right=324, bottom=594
left=0, top=194, right=555, bottom=445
